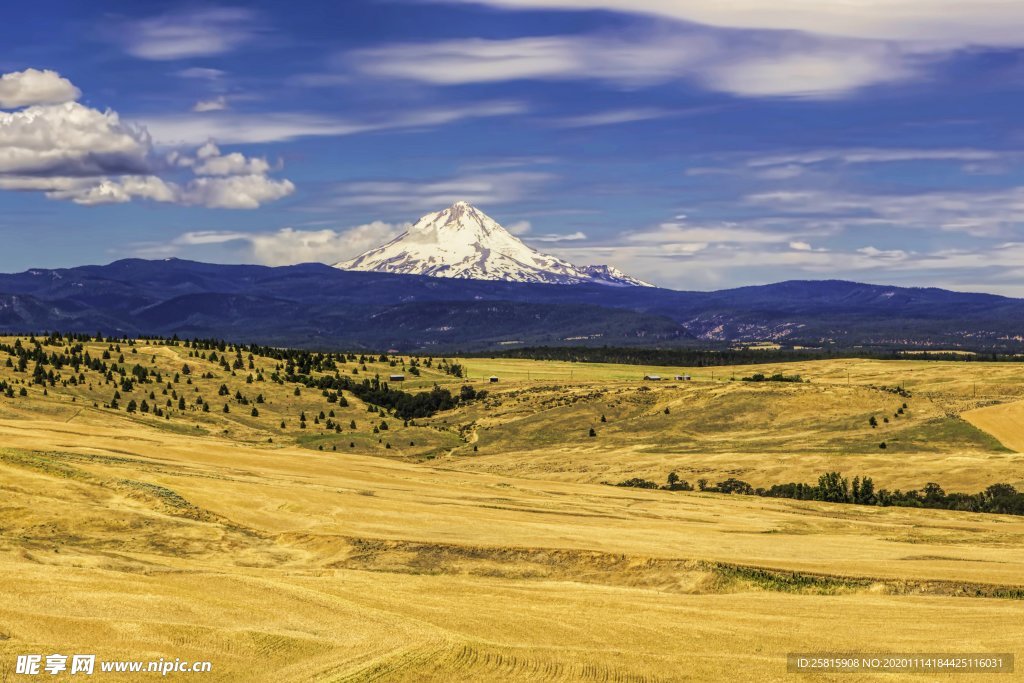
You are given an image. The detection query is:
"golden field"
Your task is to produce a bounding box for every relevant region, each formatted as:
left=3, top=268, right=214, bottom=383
left=0, top=337, right=1022, bottom=681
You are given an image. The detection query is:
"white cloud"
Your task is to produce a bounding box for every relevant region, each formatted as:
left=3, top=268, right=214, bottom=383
left=754, top=164, right=805, bottom=180
left=180, top=174, right=294, bottom=210
left=0, top=101, right=152, bottom=176
left=532, top=231, right=587, bottom=242
left=193, top=96, right=229, bottom=112
left=504, top=220, right=531, bottom=235
left=857, top=245, right=909, bottom=261
left=551, top=108, right=673, bottom=128
left=745, top=187, right=1024, bottom=238
left=348, top=34, right=709, bottom=87
left=176, top=67, right=227, bottom=80
left=0, top=68, right=294, bottom=209
left=190, top=143, right=270, bottom=176
left=433, top=0, right=1024, bottom=49
left=748, top=148, right=1003, bottom=167
left=121, top=8, right=261, bottom=60
left=46, top=175, right=179, bottom=206
left=0, top=68, right=80, bottom=108
left=140, top=222, right=405, bottom=266
left=702, top=46, right=914, bottom=99
left=625, top=221, right=795, bottom=244
left=328, top=171, right=554, bottom=211
left=345, top=32, right=920, bottom=99
left=139, top=100, right=526, bottom=145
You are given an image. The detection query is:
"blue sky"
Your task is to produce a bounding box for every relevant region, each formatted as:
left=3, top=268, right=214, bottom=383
left=2, top=1, right=1024, bottom=293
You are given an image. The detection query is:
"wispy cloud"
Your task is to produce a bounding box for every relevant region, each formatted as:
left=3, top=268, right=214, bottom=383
left=747, top=148, right=1006, bottom=168
left=551, top=108, right=674, bottom=128
left=175, top=67, right=227, bottom=80
left=192, top=96, right=229, bottom=112
left=532, top=231, right=587, bottom=242
left=119, top=8, right=263, bottom=61
left=324, top=171, right=555, bottom=212
left=138, top=101, right=527, bottom=145
left=343, top=31, right=922, bottom=99
left=430, top=0, right=1024, bottom=48
left=745, top=187, right=1024, bottom=238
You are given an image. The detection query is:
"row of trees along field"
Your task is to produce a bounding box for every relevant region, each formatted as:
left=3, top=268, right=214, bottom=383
left=614, top=471, right=1024, bottom=516
left=473, top=346, right=1024, bottom=367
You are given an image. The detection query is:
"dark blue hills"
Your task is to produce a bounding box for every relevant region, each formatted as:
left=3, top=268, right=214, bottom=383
left=0, top=258, right=1020, bottom=351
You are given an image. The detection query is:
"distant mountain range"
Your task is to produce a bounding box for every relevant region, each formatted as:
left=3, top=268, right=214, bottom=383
left=1, top=258, right=1023, bottom=351
left=337, top=201, right=653, bottom=287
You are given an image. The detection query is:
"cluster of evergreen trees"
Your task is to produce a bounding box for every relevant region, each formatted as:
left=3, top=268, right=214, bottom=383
left=614, top=471, right=1024, bottom=516
left=0, top=334, right=166, bottom=390
left=284, top=372, right=485, bottom=420
left=1, top=332, right=485, bottom=421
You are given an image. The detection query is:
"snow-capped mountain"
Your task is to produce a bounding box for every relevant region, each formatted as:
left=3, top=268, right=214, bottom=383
left=336, top=201, right=653, bottom=287
left=580, top=265, right=654, bottom=288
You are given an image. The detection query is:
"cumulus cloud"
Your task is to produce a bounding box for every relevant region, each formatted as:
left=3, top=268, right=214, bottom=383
left=120, top=8, right=262, bottom=60
left=0, top=101, right=153, bottom=177
left=0, top=68, right=80, bottom=108
left=189, top=142, right=271, bottom=176
left=180, top=174, right=294, bottom=210
left=0, top=68, right=294, bottom=209
left=44, top=176, right=179, bottom=206
left=138, top=222, right=405, bottom=266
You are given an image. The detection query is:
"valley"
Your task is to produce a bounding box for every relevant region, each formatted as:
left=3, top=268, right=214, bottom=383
left=0, top=335, right=1022, bottom=681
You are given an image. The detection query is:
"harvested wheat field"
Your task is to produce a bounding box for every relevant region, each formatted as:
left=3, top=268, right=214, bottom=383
left=0, top=336, right=1022, bottom=681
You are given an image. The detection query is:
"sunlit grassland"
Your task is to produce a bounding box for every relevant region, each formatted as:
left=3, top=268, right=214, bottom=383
left=0, top=337, right=1023, bottom=681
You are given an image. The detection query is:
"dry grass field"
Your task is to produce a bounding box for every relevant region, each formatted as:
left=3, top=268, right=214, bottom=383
left=0, top=337, right=1022, bottom=681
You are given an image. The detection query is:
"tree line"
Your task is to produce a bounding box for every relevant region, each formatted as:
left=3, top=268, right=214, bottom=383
left=468, top=345, right=1024, bottom=367
left=614, top=471, right=1024, bottom=516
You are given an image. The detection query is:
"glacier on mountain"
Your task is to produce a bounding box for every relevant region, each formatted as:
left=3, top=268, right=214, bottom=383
left=336, top=201, right=653, bottom=287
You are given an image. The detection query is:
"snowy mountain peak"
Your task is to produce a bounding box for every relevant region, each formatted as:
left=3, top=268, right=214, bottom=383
left=335, top=202, right=653, bottom=287
left=581, top=265, right=655, bottom=288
